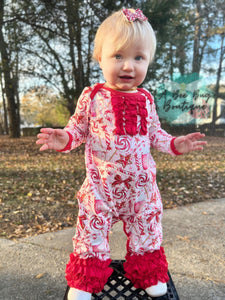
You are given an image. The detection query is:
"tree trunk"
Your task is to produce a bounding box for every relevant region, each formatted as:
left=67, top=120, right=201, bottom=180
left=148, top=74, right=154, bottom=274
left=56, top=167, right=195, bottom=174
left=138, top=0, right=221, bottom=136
left=192, top=0, right=202, bottom=75
left=211, top=33, right=224, bottom=133
left=65, top=0, right=88, bottom=114
left=0, top=70, right=9, bottom=134
left=0, top=0, right=20, bottom=137
left=178, top=44, right=185, bottom=76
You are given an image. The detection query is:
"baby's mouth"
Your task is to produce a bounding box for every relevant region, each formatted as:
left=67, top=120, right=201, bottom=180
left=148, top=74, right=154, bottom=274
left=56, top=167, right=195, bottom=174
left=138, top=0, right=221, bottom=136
left=120, top=75, right=133, bottom=79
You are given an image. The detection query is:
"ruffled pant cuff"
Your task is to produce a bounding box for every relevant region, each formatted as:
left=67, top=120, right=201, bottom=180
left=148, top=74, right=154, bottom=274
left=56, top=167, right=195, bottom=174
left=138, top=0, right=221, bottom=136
left=123, top=247, right=169, bottom=289
left=65, top=254, right=113, bottom=293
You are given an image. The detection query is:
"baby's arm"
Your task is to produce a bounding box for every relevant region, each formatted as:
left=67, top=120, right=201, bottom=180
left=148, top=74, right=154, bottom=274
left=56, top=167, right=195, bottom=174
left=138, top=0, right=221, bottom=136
left=36, top=128, right=69, bottom=151
left=37, top=86, right=92, bottom=152
left=173, top=132, right=207, bottom=154
left=148, top=98, right=207, bottom=155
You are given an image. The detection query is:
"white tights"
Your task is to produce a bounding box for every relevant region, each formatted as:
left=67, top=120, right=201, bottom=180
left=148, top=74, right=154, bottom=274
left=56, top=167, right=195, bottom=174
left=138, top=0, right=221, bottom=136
left=67, top=288, right=92, bottom=300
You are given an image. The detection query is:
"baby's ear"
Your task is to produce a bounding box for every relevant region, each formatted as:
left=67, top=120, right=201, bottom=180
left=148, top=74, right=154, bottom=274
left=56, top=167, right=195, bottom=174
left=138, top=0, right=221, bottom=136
left=98, top=56, right=102, bottom=68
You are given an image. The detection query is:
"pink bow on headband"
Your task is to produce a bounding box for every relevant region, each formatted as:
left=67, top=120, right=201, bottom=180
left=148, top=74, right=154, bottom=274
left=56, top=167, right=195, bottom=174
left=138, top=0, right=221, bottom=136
left=122, top=8, right=148, bottom=22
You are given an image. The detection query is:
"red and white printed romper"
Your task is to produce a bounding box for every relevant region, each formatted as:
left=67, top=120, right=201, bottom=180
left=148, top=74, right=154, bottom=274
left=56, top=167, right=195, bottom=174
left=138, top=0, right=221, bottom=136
left=62, top=83, right=180, bottom=293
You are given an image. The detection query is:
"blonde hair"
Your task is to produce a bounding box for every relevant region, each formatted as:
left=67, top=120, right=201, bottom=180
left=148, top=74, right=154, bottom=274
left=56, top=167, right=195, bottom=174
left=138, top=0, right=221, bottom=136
left=93, top=9, right=156, bottom=64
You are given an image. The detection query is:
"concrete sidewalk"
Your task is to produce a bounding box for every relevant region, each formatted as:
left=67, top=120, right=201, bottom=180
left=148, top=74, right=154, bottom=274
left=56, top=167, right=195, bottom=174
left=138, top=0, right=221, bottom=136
left=0, top=198, right=225, bottom=300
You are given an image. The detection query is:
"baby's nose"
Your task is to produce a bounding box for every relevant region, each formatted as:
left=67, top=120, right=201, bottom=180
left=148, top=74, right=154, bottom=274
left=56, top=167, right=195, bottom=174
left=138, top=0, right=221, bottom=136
left=123, top=59, right=134, bottom=71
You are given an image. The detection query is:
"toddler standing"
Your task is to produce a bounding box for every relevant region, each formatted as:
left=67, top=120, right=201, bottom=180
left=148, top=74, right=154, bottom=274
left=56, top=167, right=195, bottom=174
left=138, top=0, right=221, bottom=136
left=37, top=8, right=206, bottom=300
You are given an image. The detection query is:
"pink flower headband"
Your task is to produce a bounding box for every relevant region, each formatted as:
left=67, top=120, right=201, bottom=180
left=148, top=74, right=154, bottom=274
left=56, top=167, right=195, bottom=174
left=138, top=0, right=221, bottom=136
left=122, top=8, right=148, bottom=22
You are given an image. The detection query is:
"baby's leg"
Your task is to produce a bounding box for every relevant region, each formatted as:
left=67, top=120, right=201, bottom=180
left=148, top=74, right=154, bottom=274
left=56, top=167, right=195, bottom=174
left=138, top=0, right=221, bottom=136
left=65, top=201, right=114, bottom=297
left=122, top=204, right=169, bottom=296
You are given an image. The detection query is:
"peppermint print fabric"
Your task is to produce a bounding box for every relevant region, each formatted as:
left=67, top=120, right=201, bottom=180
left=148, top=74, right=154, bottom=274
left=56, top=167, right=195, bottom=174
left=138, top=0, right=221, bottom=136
left=63, top=84, right=176, bottom=261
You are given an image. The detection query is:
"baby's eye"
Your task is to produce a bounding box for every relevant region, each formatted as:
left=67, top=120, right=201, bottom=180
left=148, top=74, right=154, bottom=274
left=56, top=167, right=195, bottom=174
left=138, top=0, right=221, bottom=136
left=135, top=56, right=143, bottom=61
left=115, top=54, right=122, bottom=60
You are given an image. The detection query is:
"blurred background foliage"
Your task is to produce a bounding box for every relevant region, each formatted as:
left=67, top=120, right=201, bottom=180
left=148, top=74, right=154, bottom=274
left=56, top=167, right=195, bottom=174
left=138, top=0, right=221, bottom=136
left=0, top=0, right=224, bottom=137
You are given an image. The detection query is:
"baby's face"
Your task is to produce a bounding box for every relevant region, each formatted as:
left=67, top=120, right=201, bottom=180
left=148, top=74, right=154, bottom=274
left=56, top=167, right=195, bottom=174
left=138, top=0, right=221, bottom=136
left=98, top=36, right=150, bottom=91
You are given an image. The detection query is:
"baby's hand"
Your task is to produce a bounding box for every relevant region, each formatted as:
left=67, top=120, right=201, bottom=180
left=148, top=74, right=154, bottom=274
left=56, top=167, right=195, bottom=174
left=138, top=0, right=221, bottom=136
left=36, top=128, right=69, bottom=151
left=174, top=132, right=207, bottom=154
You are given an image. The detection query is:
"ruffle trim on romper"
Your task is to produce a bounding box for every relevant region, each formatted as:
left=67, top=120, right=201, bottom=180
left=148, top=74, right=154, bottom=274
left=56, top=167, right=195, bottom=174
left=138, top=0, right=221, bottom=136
left=111, top=93, right=147, bottom=136
left=123, top=247, right=169, bottom=289
left=65, top=254, right=113, bottom=293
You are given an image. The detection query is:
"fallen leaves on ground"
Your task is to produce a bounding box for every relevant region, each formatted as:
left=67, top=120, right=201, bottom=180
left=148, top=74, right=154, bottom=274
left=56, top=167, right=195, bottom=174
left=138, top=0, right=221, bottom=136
left=154, top=136, right=225, bottom=207
left=0, top=135, right=225, bottom=239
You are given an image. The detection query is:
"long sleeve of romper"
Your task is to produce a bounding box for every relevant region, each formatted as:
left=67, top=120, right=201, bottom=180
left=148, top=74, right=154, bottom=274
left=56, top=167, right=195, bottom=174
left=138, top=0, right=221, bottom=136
left=61, top=87, right=91, bottom=153
left=148, top=98, right=179, bottom=156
